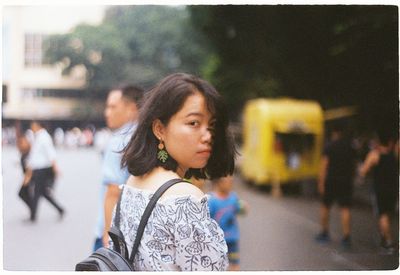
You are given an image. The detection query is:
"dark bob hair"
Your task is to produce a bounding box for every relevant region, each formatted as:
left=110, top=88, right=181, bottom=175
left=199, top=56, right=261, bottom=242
left=121, top=73, right=236, bottom=180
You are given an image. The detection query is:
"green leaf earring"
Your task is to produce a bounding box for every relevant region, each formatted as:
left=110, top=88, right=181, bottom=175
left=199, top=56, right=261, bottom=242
left=157, top=140, right=168, bottom=163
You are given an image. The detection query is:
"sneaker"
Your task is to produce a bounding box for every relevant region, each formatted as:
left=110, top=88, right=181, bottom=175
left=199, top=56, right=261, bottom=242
left=315, top=232, right=331, bottom=243
left=381, top=239, right=395, bottom=254
left=341, top=235, right=352, bottom=249
left=59, top=209, right=65, bottom=221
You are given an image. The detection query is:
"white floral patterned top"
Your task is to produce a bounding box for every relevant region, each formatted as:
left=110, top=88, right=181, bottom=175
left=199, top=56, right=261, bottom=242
left=110, top=185, right=229, bottom=271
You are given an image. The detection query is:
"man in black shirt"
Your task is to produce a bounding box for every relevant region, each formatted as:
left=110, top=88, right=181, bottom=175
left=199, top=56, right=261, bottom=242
left=360, top=131, right=398, bottom=252
left=315, top=124, right=357, bottom=248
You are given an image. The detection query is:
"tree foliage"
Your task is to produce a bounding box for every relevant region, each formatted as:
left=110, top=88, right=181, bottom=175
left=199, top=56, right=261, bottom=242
left=45, top=5, right=398, bottom=132
left=189, top=5, right=398, bottom=130
left=44, top=5, right=211, bottom=95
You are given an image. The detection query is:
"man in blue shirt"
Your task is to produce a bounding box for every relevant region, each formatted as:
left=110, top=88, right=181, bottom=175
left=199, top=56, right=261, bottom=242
left=93, top=85, right=144, bottom=251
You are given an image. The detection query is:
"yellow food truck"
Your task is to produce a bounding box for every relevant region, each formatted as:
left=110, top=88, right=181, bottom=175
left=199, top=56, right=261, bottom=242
left=241, top=98, right=324, bottom=187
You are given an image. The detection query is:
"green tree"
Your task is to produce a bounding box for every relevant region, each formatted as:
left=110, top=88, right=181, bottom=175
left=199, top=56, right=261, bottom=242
left=189, top=5, right=398, bottom=131
left=44, top=5, right=212, bottom=95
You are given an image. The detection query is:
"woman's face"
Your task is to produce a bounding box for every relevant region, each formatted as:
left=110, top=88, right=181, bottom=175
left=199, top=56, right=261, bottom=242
left=154, top=91, right=215, bottom=175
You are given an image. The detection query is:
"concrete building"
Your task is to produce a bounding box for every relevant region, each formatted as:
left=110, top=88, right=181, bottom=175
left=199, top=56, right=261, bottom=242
left=2, top=6, right=106, bottom=127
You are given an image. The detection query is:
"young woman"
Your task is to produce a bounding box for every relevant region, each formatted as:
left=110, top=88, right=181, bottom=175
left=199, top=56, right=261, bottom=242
left=112, top=73, right=236, bottom=271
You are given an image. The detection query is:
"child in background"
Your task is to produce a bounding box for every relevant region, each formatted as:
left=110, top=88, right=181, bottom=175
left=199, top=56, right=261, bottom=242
left=208, top=176, right=247, bottom=271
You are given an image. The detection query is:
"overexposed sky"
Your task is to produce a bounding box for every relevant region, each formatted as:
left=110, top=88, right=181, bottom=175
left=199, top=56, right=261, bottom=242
left=2, top=1, right=396, bottom=34
left=3, top=5, right=107, bottom=33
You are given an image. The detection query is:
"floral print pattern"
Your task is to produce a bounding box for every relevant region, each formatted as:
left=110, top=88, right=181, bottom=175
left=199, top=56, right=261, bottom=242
left=110, top=186, right=228, bottom=271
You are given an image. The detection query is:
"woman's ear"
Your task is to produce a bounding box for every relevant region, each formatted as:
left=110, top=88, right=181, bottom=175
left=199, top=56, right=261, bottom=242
left=152, top=119, right=165, bottom=141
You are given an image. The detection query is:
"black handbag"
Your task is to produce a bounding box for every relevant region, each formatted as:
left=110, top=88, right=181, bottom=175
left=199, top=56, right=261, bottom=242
left=75, top=178, right=185, bottom=271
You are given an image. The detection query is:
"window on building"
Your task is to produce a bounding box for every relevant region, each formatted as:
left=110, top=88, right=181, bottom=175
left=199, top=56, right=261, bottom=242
left=2, top=85, right=7, bottom=103
left=22, top=88, right=84, bottom=99
left=24, top=33, right=47, bottom=67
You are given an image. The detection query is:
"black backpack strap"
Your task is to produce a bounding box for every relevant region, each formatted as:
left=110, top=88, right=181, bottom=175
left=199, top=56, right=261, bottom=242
left=128, top=178, right=187, bottom=263
left=109, top=227, right=129, bottom=259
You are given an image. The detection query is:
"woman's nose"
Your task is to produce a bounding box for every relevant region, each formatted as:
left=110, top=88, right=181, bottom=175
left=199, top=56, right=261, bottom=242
left=201, top=127, right=212, bottom=144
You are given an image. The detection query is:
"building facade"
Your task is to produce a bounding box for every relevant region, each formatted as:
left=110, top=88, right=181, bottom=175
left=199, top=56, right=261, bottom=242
left=2, top=6, right=105, bottom=127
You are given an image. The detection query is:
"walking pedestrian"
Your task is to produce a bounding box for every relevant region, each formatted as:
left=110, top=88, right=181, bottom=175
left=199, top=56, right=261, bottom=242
left=16, top=126, right=32, bottom=209
left=111, top=73, right=236, bottom=271
left=24, top=121, right=65, bottom=222
left=315, top=123, right=357, bottom=248
left=360, top=131, right=399, bottom=252
left=208, top=175, right=247, bottom=271
left=93, top=84, right=144, bottom=251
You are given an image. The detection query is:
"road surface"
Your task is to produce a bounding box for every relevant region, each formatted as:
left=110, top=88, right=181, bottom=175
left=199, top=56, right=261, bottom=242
left=2, top=145, right=398, bottom=271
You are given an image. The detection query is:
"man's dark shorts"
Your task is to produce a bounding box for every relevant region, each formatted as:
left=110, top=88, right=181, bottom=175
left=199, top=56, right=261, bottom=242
left=322, top=180, right=353, bottom=208
left=375, top=188, right=398, bottom=215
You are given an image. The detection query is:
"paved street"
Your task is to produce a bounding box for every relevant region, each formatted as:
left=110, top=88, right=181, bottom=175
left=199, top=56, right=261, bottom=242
left=2, top=146, right=102, bottom=271
left=2, top=145, right=398, bottom=271
left=234, top=176, right=399, bottom=270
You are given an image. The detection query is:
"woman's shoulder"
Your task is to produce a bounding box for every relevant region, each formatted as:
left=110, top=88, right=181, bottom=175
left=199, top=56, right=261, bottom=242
left=163, top=180, right=205, bottom=200
left=126, top=175, right=206, bottom=202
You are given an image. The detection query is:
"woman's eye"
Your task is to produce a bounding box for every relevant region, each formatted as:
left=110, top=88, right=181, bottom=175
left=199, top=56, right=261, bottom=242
left=189, top=121, right=200, bottom=126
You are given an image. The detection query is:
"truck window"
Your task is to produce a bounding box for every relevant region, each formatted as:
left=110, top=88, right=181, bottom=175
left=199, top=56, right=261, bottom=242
left=274, top=132, right=316, bottom=168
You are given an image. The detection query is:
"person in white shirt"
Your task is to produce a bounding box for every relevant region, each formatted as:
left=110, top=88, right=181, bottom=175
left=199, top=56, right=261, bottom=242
left=23, top=121, right=65, bottom=222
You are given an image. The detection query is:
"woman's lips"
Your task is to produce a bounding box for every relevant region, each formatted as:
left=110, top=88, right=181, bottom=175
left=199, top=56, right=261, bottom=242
left=197, top=150, right=211, bottom=157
